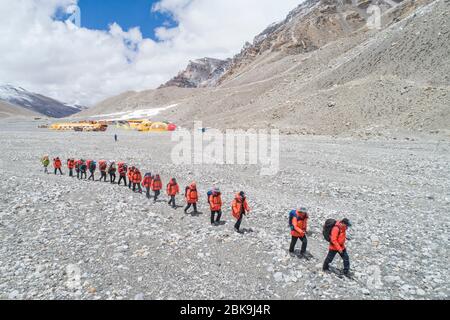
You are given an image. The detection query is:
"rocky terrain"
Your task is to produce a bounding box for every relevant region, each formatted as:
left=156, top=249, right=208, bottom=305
left=79, top=0, right=449, bottom=137
left=160, top=58, right=232, bottom=89
left=0, top=85, right=85, bottom=118
left=0, top=119, right=448, bottom=300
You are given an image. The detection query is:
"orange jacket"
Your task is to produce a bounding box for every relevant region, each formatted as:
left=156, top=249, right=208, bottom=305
left=291, top=213, right=308, bottom=238
left=231, top=194, right=250, bottom=220
left=185, top=184, right=199, bottom=204
left=99, top=161, right=107, bottom=172
left=67, top=159, right=75, bottom=169
left=142, top=176, right=152, bottom=188
left=128, top=168, right=134, bottom=180
left=118, top=165, right=127, bottom=176
left=329, top=221, right=347, bottom=252
left=133, top=171, right=142, bottom=184
left=53, top=158, right=62, bottom=169
left=166, top=180, right=179, bottom=196
left=151, top=178, right=162, bottom=191
left=209, top=193, right=222, bottom=211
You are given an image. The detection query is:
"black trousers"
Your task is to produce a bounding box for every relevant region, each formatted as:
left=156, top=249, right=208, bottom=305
left=88, top=171, right=95, bottom=180
left=184, top=203, right=197, bottom=213
left=145, top=187, right=151, bottom=199
left=211, top=210, right=222, bottom=224
left=154, top=190, right=160, bottom=201
left=76, top=170, right=80, bottom=179
left=168, top=195, right=176, bottom=207
left=54, top=168, right=63, bottom=175
left=100, top=171, right=107, bottom=182
left=234, top=213, right=245, bottom=230
left=128, top=179, right=132, bottom=188
left=323, top=249, right=350, bottom=274
left=80, top=171, right=87, bottom=179
left=289, top=236, right=308, bottom=254
left=69, top=169, right=73, bottom=177
left=118, top=176, right=127, bottom=186
left=109, top=173, right=116, bottom=183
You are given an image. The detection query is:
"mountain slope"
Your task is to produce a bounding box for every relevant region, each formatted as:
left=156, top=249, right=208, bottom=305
left=85, top=0, right=449, bottom=136
left=76, top=86, right=202, bottom=118
left=0, top=101, right=40, bottom=119
left=0, top=85, right=85, bottom=118
left=159, top=58, right=231, bottom=89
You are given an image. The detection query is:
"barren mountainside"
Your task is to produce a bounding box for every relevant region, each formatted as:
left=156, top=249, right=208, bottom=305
left=0, top=85, right=85, bottom=118
left=159, top=58, right=231, bottom=89
left=84, top=0, right=450, bottom=136
left=0, top=100, right=40, bottom=119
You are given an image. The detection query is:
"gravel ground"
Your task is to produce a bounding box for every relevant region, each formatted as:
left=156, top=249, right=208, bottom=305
left=0, top=119, right=449, bottom=300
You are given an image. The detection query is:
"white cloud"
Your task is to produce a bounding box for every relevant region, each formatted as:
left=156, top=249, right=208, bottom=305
left=0, top=0, right=302, bottom=106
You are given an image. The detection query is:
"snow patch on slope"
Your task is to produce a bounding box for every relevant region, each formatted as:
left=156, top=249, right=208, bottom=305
left=88, top=104, right=179, bottom=121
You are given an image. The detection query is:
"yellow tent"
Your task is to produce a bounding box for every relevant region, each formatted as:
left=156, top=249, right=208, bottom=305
left=149, top=122, right=169, bottom=132
left=128, top=120, right=145, bottom=129
left=137, top=120, right=153, bottom=132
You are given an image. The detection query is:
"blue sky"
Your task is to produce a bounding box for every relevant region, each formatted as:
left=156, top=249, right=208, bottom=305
left=77, top=0, right=175, bottom=40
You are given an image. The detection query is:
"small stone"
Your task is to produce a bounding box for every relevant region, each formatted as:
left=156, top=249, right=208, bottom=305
left=362, top=288, right=370, bottom=295
left=416, top=289, right=426, bottom=296
left=134, top=293, right=145, bottom=300
left=274, top=272, right=284, bottom=282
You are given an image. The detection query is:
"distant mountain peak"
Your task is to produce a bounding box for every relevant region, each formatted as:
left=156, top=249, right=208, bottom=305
left=0, top=85, right=86, bottom=118
left=159, top=57, right=232, bottom=89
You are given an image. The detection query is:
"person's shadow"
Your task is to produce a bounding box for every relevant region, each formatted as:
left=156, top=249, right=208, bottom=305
left=186, top=211, right=204, bottom=217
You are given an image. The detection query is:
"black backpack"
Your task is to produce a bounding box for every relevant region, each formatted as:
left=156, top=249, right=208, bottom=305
left=323, top=219, right=337, bottom=242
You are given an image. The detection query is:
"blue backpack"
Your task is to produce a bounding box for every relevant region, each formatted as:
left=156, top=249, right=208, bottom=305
left=207, top=190, right=213, bottom=204
left=288, top=210, right=298, bottom=230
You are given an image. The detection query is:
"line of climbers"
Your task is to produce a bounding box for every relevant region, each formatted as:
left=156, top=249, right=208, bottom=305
left=41, top=156, right=353, bottom=278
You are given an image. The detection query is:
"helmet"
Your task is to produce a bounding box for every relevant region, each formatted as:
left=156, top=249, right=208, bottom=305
left=342, top=218, right=352, bottom=227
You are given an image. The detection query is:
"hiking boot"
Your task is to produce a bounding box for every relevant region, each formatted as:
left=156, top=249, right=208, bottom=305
left=289, top=252, right=296, bottom=258
left=299, top=252, right=310, bottom=260
left=343, top=271, right=353, bottom=279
